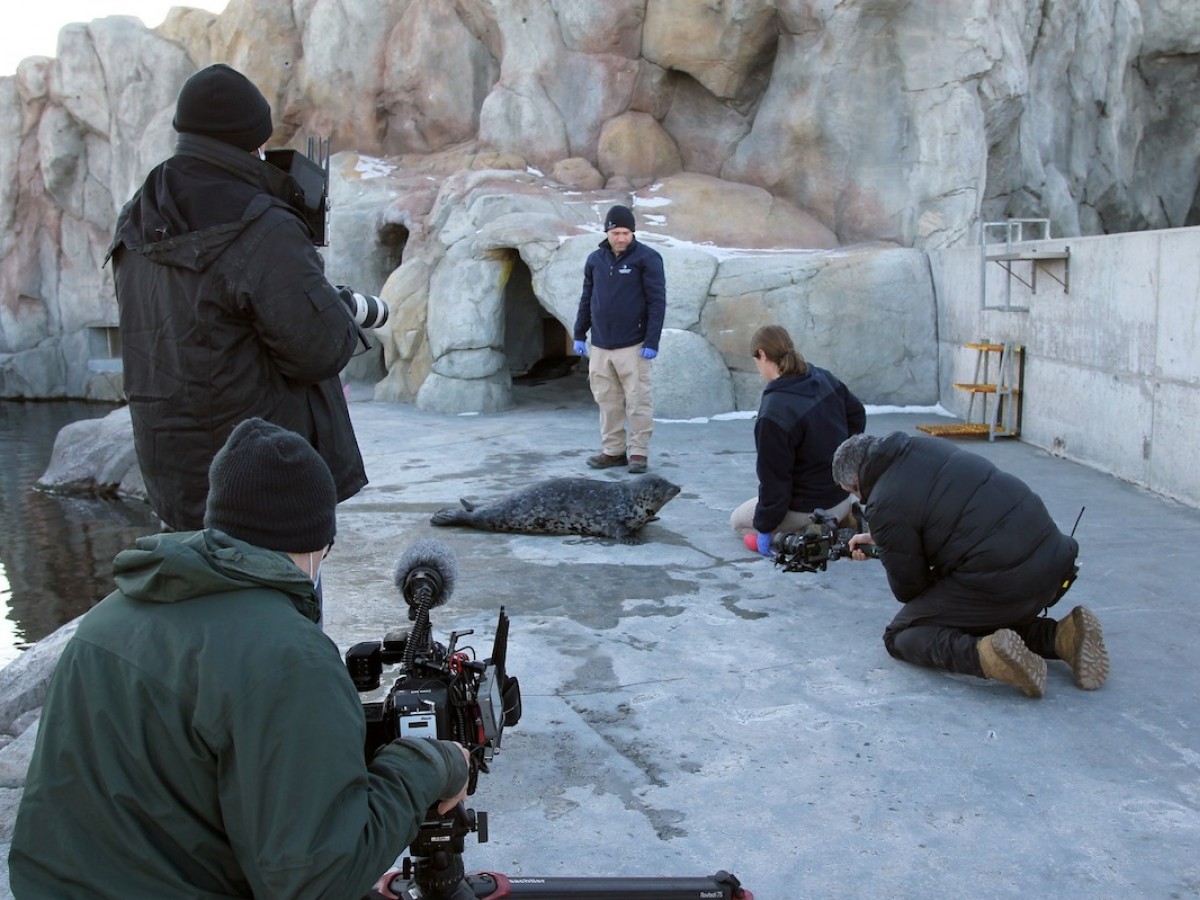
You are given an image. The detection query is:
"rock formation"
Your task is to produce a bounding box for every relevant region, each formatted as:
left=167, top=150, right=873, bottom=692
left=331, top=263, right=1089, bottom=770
left=0, top=0, right=1197, bottom=414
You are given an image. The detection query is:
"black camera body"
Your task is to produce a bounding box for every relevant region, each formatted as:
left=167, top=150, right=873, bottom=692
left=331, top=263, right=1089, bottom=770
left=346, top=607, right=520, bottom=796
left=771, top=508, right=876, bottom=574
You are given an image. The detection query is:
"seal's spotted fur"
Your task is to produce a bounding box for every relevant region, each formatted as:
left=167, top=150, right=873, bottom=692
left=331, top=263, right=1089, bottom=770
left=430, top=474, right=681, bottom=544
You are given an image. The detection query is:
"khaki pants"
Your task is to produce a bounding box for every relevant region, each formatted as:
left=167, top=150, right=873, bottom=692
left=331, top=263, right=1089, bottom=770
left=588, top=344, right=654, bottom=457
left=730, top=493, right=856, bottom=537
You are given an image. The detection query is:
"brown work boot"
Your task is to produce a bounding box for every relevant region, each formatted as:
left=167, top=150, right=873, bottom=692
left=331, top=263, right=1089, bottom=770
left=628, top=455, right=648, bottom=474
left=1054, top=605, right=1109, bottom=690
left=977, top=630, right=1046, bottom=698
left=587, top=452, right=628, bottom=469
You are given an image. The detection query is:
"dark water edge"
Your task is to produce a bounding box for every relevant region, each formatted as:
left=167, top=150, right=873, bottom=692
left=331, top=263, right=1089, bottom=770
left=0, top=400, right=160, bottom=668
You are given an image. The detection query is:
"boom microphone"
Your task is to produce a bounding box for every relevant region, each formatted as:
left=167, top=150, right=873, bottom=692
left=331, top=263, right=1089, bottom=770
left=393, top=540, right=459, bottom=669
left=393, top=539, right=458, bottom=613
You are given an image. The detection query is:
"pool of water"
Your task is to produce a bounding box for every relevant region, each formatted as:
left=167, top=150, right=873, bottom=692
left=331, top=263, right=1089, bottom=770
left=0, top=401, right=160, bottom=668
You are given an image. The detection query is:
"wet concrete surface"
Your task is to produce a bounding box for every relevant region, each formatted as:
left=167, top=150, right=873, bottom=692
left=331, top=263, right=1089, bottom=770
left=315, top=374, right=1200, bottom=898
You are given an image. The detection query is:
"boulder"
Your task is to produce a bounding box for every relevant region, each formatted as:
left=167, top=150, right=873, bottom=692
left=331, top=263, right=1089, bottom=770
left=33, top=405, right=145, bottom=502
left=0, top=622, right=77, bottom=749
left=651, top=328, right=736, bottom=420
left=597, top=111, right=684, bottom=186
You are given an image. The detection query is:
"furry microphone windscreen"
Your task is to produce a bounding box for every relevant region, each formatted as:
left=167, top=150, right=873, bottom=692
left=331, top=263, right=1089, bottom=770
left=393, top=538, right=459, bottom=608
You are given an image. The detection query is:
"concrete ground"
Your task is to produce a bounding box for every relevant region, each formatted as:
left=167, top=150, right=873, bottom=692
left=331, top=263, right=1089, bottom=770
left=3, top=372, right=1197, bottom=899
left=317, top=373, right=1199, bottom=899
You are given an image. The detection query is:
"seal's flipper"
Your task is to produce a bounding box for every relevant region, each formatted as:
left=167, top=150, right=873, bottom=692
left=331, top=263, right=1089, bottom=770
left=431, top=508, right=470, bottom=527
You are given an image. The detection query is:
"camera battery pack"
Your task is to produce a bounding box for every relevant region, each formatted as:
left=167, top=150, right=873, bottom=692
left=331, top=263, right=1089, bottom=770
left=386, top=678, right=450, bottom=741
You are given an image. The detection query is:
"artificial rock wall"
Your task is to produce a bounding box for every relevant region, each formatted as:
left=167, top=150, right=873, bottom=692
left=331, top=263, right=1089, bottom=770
left=1, top=0, right=1198, bottom=420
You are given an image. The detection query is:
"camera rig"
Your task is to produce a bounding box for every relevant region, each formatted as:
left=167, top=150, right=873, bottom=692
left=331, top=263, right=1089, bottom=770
left=264, top=137, right=389, bottom=334
left=771, top=508, right=878, bottom=574
left=349, top=540, right=753, bottom=900
left=264, top=136, right=331, bottom=246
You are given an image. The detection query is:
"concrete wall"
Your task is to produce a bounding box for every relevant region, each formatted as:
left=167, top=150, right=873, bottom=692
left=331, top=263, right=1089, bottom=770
left=928, top=226, right=1200, bottom=509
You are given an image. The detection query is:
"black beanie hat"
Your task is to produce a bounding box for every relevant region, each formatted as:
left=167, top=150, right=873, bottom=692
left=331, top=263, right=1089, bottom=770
left=604, top=204, right=636, bottom=232
left=204, top=418, right=337, bottom=552
left=173, top=64, right=274, bottom=152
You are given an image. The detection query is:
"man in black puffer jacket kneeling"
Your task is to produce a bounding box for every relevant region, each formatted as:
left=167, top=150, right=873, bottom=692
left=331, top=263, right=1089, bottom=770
left=831, top=432, right=1109, bottom=698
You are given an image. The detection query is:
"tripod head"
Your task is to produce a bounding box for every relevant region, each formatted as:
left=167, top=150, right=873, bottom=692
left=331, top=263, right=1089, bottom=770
left=381, top=803, right=481, bottom=899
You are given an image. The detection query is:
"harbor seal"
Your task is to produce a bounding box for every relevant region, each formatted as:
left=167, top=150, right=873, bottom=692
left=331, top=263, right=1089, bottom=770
left=430, top=474, right=681, bottom=544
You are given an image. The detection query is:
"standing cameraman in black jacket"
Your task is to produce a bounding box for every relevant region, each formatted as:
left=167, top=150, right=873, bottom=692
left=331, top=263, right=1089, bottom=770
left=109, top=63, right=368, bottom=535
left=833, top=432, right=1109, bottom=698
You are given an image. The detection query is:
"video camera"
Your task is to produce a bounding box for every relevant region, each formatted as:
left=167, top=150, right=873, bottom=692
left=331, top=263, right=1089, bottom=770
left=347, top=539, right=520, bottom=899
left=264, top=136, right=332, bottom=247
left=354, top=540, right=752, bottom=900
left=771, top=508, right=878, bottom=574
left=346, top=540, right=521, bottom=791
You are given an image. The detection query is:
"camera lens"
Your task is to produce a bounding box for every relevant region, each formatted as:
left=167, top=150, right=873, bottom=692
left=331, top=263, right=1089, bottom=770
left=338, top=286, right=390, bottom=329
left=352, top=291, right=389, bottom=328
left=772, top=532, right=799, bottom=554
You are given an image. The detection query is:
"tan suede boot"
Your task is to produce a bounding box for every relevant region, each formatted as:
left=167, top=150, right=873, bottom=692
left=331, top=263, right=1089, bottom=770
left=1054, top=605, right=1109, bottom=690
left=977, top=630, right=1046, bottom=698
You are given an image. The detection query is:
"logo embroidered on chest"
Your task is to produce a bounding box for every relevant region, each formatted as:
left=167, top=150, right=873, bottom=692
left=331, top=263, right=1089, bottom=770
left=618, top=265, right=632, bottom=275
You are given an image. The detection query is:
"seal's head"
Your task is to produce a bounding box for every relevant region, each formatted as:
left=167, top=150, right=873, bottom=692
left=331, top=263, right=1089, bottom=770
left=629, top=473, right=681, bottom=520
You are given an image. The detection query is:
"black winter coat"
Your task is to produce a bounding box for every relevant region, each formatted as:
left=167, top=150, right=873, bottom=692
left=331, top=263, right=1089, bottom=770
left=753, top=366, right=866, bottom=533
left=858, top=432, right=1077, bottom=604
left=108, top=135, right=367, bottom=530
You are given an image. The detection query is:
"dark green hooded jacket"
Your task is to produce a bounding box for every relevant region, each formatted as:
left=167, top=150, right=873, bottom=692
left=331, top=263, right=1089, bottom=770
left=10, top=530, right=467, bottom=899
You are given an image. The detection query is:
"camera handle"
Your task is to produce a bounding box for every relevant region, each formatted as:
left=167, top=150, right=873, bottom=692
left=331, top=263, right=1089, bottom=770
left=372, top=867, right=752, bottom=899
left=850, top=542, right=881, bottom=560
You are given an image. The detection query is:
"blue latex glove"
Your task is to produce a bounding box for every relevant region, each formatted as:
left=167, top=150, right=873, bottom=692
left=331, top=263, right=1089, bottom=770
left=756, top=532, right=773, bottom=557
left=640, top=347, right=658, bottom=360
left=573, top=340, right=588, bottom=357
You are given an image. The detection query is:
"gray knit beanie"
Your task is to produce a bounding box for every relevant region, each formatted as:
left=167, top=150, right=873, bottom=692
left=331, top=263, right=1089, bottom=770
left=204, top=418, right=336, bottom=552
left=831, top=434, right=877, bottom=490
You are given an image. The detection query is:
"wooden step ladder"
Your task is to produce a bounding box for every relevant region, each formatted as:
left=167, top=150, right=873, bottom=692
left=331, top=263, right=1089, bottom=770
left=918, top=341, right=1023, bottom=441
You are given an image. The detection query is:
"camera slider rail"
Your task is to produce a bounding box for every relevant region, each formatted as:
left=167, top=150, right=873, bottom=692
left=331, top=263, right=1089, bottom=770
left=373, top=867, right=753, bottom=899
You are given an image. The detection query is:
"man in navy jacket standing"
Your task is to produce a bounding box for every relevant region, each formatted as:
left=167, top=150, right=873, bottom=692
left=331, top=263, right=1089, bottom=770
left=574, top=205, right=666, bottom=474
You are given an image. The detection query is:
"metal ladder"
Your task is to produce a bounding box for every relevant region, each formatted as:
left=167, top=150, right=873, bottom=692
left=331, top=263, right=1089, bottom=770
left=917, top=341, right=1023, bottom=441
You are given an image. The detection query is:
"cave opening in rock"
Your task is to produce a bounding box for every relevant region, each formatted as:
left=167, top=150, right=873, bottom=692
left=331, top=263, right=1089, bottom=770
left=344, top=223, right=411, bottom=385
left=501, top=250, right=587, bottom=403
left=378, top=223, right=409, bottom=276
